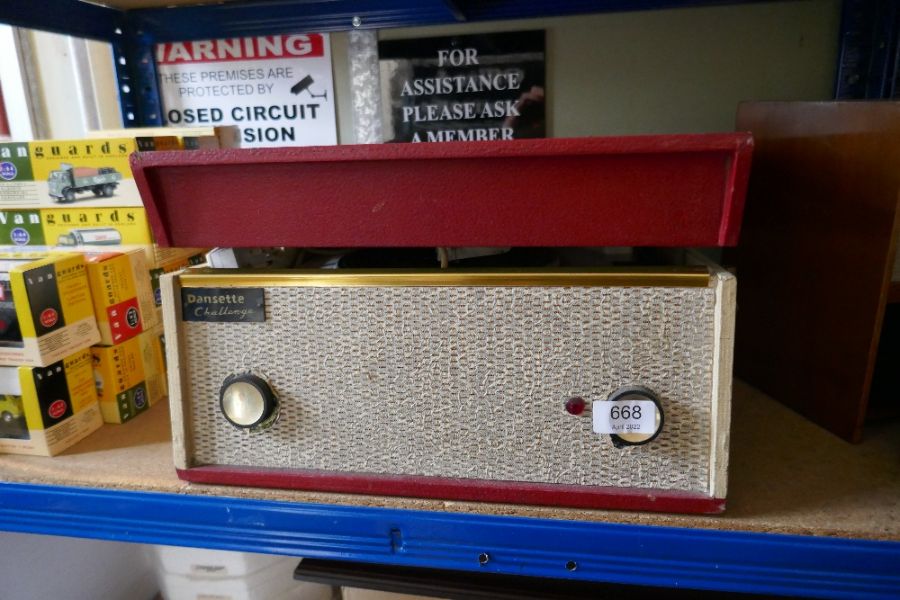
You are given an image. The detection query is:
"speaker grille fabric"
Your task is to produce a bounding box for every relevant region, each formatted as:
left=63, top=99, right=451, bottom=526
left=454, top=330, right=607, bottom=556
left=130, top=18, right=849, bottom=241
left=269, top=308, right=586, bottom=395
left=183, top=285, right=716, bottom=493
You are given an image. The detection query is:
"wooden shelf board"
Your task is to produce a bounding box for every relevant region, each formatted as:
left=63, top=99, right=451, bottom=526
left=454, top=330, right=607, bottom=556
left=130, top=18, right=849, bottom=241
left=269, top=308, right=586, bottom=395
left=1, top=380, right=897, bottom=541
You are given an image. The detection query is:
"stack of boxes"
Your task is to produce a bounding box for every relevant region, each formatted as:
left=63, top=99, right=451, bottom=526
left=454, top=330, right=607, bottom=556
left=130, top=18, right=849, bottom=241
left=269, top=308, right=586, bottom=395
left=84, top=248, right=164, bottom=423
left=0, top=136, right=165, bottom=248
left=0, top=131, right=213, bottom=455
left=148, top=547, right=333, bottom=600
left=0, top=252, right=103, bottom=455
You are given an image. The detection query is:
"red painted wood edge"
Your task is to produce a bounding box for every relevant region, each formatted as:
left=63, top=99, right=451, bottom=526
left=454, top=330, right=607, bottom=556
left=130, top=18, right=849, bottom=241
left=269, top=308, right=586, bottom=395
left=138, top=133, right=752, bottom=166
left=177, top=465, right=726, bottom=515
left=718, top=135, right=754, bottom=246
left=132, top=134, right=753, bottom=249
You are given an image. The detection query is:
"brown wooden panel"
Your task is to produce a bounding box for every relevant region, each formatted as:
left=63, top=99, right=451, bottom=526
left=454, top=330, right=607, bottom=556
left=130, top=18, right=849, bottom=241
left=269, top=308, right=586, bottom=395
left=889, top=282, right=900, bottom=304
left=735, top=101, right=900, bottom=442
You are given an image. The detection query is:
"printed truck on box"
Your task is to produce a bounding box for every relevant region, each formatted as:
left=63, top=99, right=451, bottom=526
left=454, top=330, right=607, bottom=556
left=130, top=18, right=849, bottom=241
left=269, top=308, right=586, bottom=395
left=0, top=137, right=177, bottom=209
left=48, top=164, right=122, bottom=203
left=29, top=139, right=138, bottom=208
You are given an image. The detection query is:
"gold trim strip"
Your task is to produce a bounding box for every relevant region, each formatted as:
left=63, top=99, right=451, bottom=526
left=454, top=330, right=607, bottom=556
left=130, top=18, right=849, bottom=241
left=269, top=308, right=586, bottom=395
left=179, top=267, right=711, bottom=288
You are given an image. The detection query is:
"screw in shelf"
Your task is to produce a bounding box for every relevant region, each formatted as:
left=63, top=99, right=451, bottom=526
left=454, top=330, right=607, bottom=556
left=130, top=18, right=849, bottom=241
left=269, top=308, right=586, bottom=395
left=478, top=552, right=490, bottom=565
left=352, top=16, right=362, bottom=27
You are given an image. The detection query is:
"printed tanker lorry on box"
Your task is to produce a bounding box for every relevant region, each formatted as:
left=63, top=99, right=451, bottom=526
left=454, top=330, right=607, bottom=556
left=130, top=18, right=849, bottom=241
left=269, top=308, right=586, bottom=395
left=48, top=164, right=122, bottom=203
left=56, top=228, right=123, bottom=247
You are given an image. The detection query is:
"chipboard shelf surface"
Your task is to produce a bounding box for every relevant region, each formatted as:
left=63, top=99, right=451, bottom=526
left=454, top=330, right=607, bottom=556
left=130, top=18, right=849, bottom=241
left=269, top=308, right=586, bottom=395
left=0, top=382, right=899, bottom=598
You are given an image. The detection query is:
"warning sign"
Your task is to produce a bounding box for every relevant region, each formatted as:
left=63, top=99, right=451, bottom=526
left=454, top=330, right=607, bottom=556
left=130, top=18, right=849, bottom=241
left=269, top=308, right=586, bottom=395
left=156, top=34, right=337, bottom=147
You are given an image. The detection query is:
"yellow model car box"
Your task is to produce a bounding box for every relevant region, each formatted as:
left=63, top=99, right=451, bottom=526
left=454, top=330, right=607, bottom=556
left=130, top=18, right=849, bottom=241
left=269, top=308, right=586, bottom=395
left=42, top=206, right=154, bottom=250
left=84, top=248, right=159, bottom=346
left=91, top=329, right=165, bottom=423
left=0, top=252, right=101, bottom=366
left=0, top=209, right=45, bottom=246
left=85, top=126, right=241, bottom=149
left=1, top=137, right=178, bottom=209
left=0, top=142, right=34, bottom=207
left=140, top=322, right=167, bottom=403
left=0, top=348, right=102, bottom=456
left=149, top=246, right=207, bottom=307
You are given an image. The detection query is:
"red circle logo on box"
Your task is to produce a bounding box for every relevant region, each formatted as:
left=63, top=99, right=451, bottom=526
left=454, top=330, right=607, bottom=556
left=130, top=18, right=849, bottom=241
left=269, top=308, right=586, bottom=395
left=48, top=400, right=67, bottom=419
left=125, top=307, right=139, bottom=329
left=40, top=308, right=59, bottom=328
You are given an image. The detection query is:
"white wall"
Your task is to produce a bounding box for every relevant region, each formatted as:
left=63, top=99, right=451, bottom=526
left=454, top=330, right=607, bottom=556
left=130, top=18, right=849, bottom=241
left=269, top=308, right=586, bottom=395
left=0, top=25, right=35, bottom=139
left=0, top=532, right=157, bottom=600
left=32, top=30, right=122, bottom=137
left=332, top=0, right=840, bottom=142
left=0, top=28, right=121, bottom=140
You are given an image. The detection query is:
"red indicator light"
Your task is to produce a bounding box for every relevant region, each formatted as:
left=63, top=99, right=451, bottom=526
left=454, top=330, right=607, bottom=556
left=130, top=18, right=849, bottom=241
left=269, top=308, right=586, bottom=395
left=565, top=397, right=586, bottom=415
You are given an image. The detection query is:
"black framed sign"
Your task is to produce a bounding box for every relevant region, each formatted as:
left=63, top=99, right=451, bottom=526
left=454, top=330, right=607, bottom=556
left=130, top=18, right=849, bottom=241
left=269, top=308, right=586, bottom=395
left=378, top=30, right=546, bottom=143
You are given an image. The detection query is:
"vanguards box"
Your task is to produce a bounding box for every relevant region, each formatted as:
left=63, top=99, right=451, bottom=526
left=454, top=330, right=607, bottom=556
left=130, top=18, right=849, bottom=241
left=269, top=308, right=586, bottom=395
left=1, top=137, right=178, bottom=209
left=0, top=209, right=45, bottom=246
left=0, top=252, right=100, bottom=366
left=91, top=328, right=165, bottom=423
left=0, top=142, right=33, bottom=205
left=43, top=206, right=154, bottom=250
left=149, top=246, right=207, bottom=307
left=84, top=248, right=159, bottom=346
left=142, top=322, right=168, bottom=401
left=0, top=348, right=102, bottom=455
left=86, top=126, right=241, bottom=150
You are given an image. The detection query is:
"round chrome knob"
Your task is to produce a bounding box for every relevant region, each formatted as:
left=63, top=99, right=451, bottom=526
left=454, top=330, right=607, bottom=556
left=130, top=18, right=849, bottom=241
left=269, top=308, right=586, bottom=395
left=219, top=373, right=278, bottom=431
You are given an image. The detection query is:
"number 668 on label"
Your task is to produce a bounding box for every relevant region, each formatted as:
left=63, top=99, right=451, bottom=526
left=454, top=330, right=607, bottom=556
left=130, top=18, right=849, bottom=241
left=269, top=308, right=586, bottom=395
left=592, top=400, right=658, bottom=435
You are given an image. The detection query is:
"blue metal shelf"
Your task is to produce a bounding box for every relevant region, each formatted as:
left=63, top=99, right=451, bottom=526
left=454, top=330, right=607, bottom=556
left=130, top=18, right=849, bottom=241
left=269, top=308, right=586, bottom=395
left=1, top=481, right=899, bottom=599
left=0, top=0, right=124, bottom=41
left=835, top=0, right=900, bottom=98
left=2, top=0, right=773, bottom=41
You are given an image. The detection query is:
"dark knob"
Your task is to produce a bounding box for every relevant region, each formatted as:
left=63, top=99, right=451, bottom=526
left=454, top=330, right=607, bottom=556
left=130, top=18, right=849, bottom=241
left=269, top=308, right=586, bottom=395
left=607, top=385, right=664, bottom=448
left=219, top=373, right=278, bottom=430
